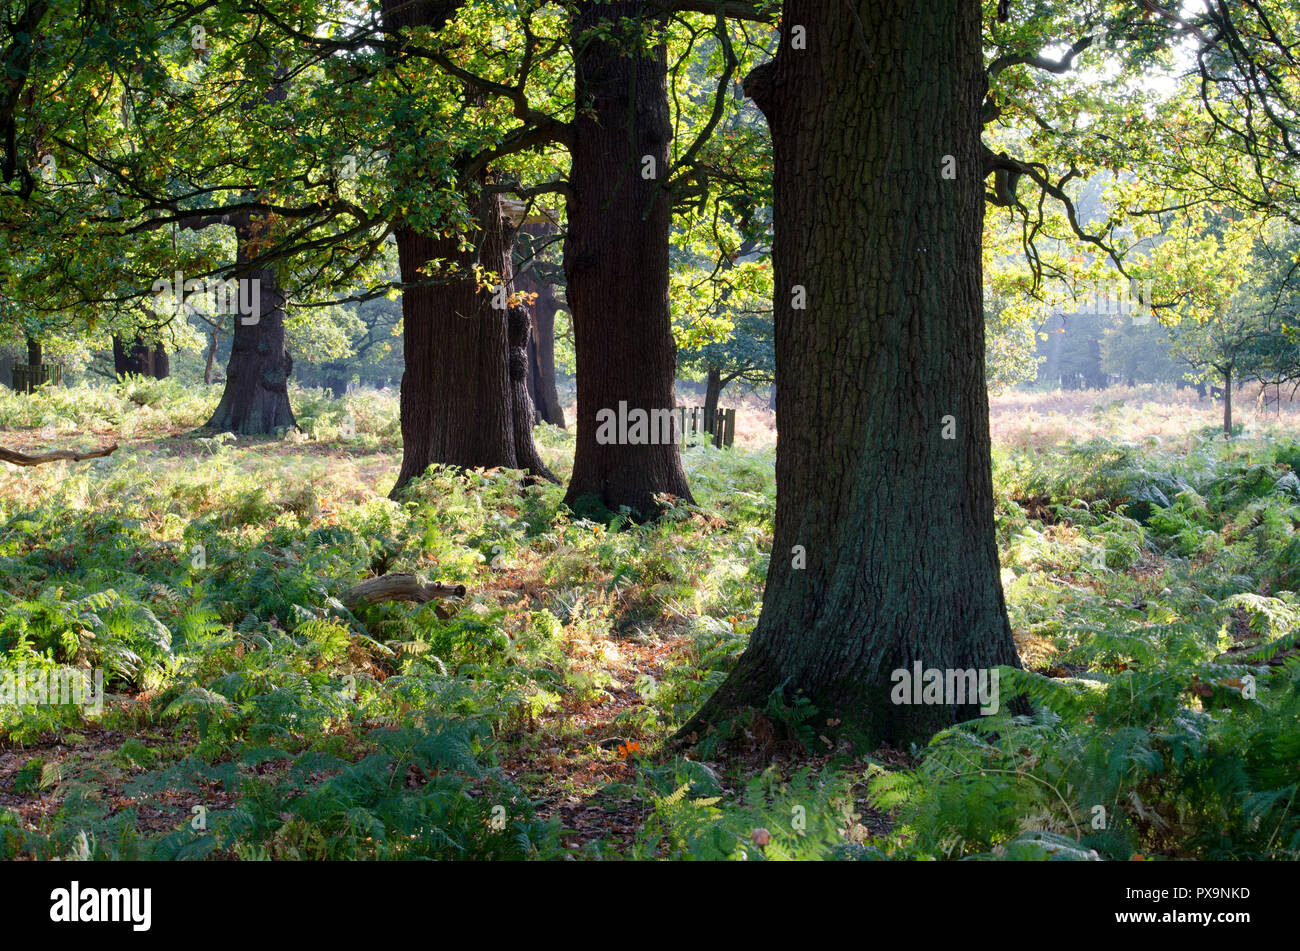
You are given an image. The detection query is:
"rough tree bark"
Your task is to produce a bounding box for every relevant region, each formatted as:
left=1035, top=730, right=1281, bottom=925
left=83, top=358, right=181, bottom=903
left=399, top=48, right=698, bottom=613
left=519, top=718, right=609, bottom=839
left=204, top=220, right=296, bottom=433
left=509, top=302, right=558, bottom=481
left=0, top=442, right=117, bottom=466
left=383, top=0, right=554, bottom=495
left=201, top=70, right=296, bottom=434
left=341, top=574, right=466, bottom=610
left=703, top=365, right=722, bottom=425
left=389, top=196, right=557, bottom=493
left=681, top=0, right=1021, bottom=748
left=526, top=287, right=566, bottom=428
left=562, top=1, right=694, bottom=519
left=112, top=335, right=146, bottom=377
left=514, top=226, right=566, bottom=428
left=112, top=335, right=169, bottom=379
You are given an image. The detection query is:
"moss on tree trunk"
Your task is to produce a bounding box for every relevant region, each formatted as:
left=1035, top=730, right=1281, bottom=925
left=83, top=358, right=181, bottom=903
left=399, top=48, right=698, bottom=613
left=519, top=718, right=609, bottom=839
left=681, top=0, right=1021, bottom=749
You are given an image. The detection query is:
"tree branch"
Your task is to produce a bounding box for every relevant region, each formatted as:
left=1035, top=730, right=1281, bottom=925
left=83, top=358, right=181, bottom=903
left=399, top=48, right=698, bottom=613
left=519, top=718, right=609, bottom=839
left=0, top=443, right=118, bottom=467
left=342, top=574, right=467, bottom=611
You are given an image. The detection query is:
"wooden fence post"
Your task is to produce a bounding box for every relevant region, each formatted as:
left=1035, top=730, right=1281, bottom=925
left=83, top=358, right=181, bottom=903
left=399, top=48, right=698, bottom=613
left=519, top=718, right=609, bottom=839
left=12, top=364, right=61, bottom=394
left=676, top=405, right=737, bottom=448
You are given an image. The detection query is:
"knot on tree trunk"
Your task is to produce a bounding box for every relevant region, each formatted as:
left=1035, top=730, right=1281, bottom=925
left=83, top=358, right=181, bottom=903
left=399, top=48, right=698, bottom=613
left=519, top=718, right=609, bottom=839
left=508, top=350, right=528, bottom=382
left=507, top=303, right=531, bottom=347
left=507, top=303, right=531, bottom=382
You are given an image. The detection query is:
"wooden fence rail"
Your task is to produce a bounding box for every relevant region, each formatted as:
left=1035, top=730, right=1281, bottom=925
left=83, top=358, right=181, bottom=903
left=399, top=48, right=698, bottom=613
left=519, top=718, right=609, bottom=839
left=675, top=406, right=736, bottom=448
left=12, top=364, right=62, bottom=393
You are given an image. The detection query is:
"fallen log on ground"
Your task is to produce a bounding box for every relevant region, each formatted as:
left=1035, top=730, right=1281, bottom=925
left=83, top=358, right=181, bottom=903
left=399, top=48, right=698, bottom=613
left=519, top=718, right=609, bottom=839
left=0, top=443, right=119, bottom=466
left=341, top=574, right=467, bottom=611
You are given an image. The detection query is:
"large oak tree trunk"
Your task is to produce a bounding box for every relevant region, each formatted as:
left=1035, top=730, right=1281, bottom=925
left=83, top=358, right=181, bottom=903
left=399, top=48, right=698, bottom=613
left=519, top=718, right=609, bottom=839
left=152, top=343, right=169, bottom=379
left=526, top=290, right=566, bottom=428
left=112, top=336, right=169, bottom=379
left=204, top=222, right=296, bottom=434
left=205, top=68, right=296, bottom=434
left=323, top=364, right=349, bottom=398
left=509, top=302, right=558, bottom=481
left=112, top=335, right=148, bottom=377
left=562, top=1, right=693, bottom=519
left=683, top=0, right=1020, bottom=748
left=390, top=197, right=556, bottom=494
left=514, top=234, right=566, bottom=428
left=383, top=0, right=551, bottom=495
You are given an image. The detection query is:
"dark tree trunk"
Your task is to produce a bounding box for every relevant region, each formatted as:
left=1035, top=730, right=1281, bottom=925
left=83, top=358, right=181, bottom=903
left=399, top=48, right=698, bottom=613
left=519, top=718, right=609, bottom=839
left=113, top=335, right=148, bottom=377
left=383, top=0, right=552, bottom=495
left=682, top=0, right=1020, bottom=748
left=1223, top=368, right=1233, bottom=437
left=26, top=336, right=41, bottom=367
left=112, top=335, right=167, bottom=378
left=703, top=365, right=723, bottom=427
left=1086, top=338, right=1106, bottom=389
left=561, top=1, right=694, bottom=519
left=525, top=331, right=540, bottom=407
left=509, top=303, right=558, bottom=482
left=323, top=364, right=349, bottom=398
left=390, top=225, right=512, bottom=488
left=151, top=343, right=169, bottom=379
left=514, top=244, right=566, bottom=428
left=389, top=196, right=556, bottom=494
left=204, top=222, right=296, bottom=433
left=204, top=326, right=220, bottom=384
left=204, top=68, right=296, bottom=434
left=532, top=291, right=565, bottom=428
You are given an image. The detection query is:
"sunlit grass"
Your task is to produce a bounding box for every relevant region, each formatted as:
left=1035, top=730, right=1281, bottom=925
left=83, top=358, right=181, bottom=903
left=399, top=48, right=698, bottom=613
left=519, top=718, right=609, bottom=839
left=1, top=382, right=1298, bottom=859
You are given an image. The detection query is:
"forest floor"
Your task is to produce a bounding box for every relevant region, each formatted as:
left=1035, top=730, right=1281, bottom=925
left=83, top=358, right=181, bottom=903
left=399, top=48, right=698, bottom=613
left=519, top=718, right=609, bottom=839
left=1, top=379, right=1298, bottom=859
